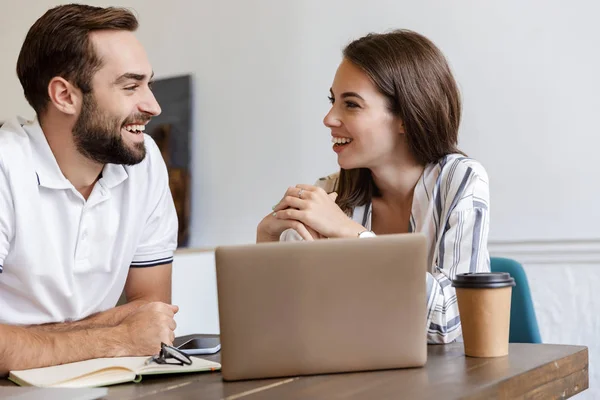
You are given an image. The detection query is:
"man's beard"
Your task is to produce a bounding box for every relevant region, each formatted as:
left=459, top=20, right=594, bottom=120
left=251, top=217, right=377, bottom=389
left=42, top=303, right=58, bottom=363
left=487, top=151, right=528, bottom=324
left=73, top=94, right=149, bottom=165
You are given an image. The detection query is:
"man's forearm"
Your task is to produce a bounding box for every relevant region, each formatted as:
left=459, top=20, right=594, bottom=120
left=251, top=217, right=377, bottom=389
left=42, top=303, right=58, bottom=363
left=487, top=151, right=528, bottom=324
left=31, top=300, right=147, bottom=333
left=0, top=323, right=129, bottom=375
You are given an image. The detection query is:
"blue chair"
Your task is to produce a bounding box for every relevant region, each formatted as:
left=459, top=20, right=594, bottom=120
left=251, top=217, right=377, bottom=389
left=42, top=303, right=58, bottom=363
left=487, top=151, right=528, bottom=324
left=490, top=257, right=542, bottom=343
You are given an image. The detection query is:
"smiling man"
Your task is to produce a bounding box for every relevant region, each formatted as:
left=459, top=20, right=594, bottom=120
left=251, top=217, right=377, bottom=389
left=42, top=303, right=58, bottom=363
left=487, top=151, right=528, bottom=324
left=0, top=5, right=178, bottom=373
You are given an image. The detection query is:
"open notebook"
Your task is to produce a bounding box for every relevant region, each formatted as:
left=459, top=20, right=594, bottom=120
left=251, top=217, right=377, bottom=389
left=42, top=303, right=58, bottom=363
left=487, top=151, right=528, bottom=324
left=8, top=356, right=221, bottom=388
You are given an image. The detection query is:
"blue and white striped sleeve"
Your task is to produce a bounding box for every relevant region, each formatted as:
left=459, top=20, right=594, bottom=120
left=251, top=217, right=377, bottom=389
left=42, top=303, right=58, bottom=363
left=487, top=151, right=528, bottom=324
left=426, top=174, right=490, bottom=344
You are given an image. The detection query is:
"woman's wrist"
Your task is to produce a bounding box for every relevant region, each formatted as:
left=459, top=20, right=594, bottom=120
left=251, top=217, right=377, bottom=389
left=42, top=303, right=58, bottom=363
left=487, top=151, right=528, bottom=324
left=337, top=221, right=368, bottom=239
left=256, top=225, right=279, bottom=243
left=257, top=234, right=278, bottom=243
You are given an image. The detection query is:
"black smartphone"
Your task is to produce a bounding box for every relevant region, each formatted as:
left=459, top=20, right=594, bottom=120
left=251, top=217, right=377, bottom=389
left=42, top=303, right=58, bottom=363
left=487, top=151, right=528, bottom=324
left=175, top=335, right=221, bottom=355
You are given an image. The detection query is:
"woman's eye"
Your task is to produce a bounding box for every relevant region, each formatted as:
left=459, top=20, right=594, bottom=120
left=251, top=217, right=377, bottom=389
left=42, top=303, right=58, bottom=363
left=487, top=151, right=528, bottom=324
left=327, top=95, right=335, bottom=104
left=345, top=101, right=359, bottom=108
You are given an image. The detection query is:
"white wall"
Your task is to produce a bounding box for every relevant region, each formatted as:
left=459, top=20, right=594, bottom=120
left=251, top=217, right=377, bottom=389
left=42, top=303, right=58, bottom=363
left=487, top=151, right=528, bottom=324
left=172, top=251, right=219, bottom=336
left=2, top=0, right=599, bottom=397
left=2, top=0, right=599, bottom=246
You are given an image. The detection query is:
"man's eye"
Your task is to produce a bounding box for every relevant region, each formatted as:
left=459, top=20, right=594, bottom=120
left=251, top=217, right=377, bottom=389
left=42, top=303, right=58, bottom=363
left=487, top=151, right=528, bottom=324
left=124, top=85, right=138, bottom=91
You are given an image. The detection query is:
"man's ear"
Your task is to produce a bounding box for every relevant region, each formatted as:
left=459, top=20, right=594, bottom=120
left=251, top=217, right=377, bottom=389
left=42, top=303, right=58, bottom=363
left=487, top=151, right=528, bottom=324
left=47, top=77, right=81, bottom=115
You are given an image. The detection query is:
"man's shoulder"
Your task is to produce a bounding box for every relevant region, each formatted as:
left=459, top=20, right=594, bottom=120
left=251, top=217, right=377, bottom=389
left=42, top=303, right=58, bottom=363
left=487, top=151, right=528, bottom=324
left=0, top=117, right=34, bottom=169
left=0, top=117, right=31, bottom=147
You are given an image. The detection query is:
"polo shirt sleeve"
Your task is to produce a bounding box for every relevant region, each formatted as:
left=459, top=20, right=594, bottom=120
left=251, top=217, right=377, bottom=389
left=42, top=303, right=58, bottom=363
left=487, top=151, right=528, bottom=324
left=130, top=138, right=178, bottom=268
left=0, top=157, right=14, bottom=272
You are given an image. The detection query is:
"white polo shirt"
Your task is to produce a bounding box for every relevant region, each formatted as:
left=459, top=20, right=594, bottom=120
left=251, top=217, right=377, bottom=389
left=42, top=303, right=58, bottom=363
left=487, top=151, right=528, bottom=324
left=0, top=116, right=178, bottom=325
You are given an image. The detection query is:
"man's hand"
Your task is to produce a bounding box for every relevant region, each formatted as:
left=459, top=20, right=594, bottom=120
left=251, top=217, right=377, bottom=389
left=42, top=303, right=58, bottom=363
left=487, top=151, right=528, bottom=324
left=117, top=302, right=179, bottom=356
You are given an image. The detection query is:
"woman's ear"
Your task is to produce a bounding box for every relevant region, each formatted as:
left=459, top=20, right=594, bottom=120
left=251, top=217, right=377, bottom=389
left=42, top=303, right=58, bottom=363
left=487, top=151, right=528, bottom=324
left=47, top=77, right=82, bottom=115
left=397, top=118, right=406, bottom=135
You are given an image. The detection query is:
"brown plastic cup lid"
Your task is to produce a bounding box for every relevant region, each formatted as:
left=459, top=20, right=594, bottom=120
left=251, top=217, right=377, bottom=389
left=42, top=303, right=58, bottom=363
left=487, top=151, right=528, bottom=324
left=452, top=272, right=516, bottom=289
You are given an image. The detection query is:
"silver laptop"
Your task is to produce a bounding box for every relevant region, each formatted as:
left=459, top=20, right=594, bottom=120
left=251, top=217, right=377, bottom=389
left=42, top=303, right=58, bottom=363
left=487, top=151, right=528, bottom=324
left=215, top=233, right=428, bottom=381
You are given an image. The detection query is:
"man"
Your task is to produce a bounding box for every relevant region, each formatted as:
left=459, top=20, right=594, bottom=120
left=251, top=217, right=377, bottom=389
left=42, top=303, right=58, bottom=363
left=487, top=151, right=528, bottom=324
left=0, top=4, right=179, bottom=374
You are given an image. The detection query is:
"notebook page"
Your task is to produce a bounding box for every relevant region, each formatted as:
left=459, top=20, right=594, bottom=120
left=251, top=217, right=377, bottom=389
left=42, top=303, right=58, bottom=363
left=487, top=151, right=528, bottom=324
left=10, top=357, right=148, bottom=387
left=139, top=356, right=221, bottom=375
left=53, top=368, right=136, bottom=388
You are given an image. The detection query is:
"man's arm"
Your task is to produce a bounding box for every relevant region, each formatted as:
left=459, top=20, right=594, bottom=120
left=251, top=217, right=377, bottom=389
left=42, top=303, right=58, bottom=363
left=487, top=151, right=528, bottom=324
left=0, top=323, right=127, bottom=375
left=30, top=300, right=146, bottom=332
left=1, top=300, right=178, bottom=376
left=31, top=264, right=172, bottom=333
left=124, top=263, right=173, bottom=304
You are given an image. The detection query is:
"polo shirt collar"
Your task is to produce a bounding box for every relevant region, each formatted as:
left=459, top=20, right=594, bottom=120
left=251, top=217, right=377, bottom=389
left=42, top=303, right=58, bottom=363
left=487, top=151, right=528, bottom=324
left=99, top=163, right=128, bottom=189
left=23, top=118, right=129, bottom=190
left=24, top=118, right=71, bottom=189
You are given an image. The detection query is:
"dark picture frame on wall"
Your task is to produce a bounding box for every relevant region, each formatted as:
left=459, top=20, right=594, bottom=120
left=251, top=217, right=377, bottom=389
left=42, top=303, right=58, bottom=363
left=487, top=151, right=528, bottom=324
left=145, top=74, right=193, bottom=248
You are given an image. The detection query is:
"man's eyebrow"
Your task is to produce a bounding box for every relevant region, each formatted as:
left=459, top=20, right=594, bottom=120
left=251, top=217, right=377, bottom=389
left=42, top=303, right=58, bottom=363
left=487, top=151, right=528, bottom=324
left=113, top=71, right=155, bottom=85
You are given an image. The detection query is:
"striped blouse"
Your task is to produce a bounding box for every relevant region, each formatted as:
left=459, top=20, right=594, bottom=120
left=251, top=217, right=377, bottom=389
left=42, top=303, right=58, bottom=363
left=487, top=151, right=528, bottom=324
left=281, top=154, right=491, bottom=344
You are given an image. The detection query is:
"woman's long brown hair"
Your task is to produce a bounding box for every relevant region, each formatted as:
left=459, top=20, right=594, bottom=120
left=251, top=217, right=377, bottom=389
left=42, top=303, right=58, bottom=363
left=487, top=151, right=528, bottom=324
left=335, top=30, right=463, bottom=214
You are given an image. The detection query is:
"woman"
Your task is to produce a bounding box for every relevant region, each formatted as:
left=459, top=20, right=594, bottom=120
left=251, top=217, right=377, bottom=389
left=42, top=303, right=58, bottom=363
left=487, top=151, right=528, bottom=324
left=256, top=30, right=490, bottom=344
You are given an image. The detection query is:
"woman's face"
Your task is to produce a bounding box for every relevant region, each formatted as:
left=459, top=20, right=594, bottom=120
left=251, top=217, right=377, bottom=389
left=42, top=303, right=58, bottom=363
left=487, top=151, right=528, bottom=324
left=323, top=58, right=404, bottom=170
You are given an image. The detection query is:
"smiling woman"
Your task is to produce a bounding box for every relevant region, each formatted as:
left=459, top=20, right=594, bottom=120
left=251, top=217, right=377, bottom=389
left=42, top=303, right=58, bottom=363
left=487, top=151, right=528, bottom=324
left=257, top=29, right=490, bottom=345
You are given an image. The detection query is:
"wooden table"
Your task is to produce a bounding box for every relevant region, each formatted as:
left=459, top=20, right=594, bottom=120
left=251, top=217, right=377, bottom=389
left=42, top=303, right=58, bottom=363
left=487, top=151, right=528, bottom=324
left=1, top=343, right=588, bottom=399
